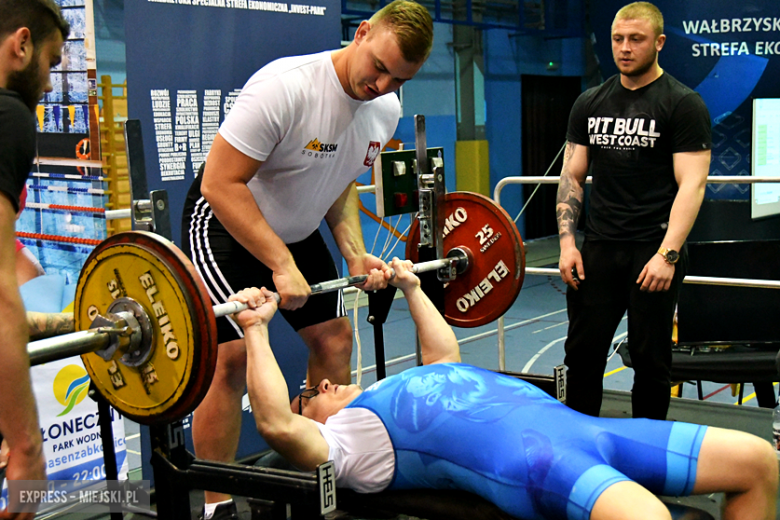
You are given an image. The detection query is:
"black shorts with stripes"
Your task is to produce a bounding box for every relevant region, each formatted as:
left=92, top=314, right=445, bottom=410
left=182, top=177, right=347, bottom=342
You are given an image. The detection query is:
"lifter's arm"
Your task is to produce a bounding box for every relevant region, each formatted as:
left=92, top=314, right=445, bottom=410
left=556, top=142, right=590, bottom=289
left=386, top=258, right=460, bottom=365
left=325, top=182, right=389, bottom=290
left=234, top=288, right=330, bottom=471
left=201, top=135, right=310, bottom=310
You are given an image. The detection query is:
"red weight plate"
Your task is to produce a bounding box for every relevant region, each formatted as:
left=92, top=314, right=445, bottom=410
left=406, top=192, right=525, bottom=327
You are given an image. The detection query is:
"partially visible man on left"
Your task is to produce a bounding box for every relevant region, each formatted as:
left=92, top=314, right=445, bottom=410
left=0, top=1, right=68, bottom=517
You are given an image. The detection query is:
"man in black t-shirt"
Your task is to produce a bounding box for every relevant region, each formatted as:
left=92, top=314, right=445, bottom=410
left=556, top=1, right=711, bottom=420
left=0, top=1, right=68, bottom=516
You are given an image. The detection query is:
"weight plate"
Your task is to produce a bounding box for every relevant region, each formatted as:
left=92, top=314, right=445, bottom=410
left=406, top=192, right=526, bottom=328
left=75, top=232, right=217, bottom=424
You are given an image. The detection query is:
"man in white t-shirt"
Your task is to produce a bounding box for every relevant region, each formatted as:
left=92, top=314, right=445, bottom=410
left=180, top=2, right=433, bottom=517
left=230, top=258, right=778, bottom=520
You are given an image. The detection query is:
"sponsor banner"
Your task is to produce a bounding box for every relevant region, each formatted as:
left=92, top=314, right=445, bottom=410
left=33, top=360, right=128, bottom=482
left=590, top=0, right=780, bottom=199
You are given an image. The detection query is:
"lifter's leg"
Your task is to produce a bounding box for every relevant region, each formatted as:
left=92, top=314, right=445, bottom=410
left=591, top=481, right=672, bottom=520
left=299, top=316, right=353, bottom=386
left=192, top=338, right=248, bottom=504
left=693, top=427, right=777, bottom=520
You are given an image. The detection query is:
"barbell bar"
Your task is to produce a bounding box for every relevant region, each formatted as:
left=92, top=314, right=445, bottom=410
left=29, top=330, right=111, bottom=367
left=29, top=255, right=471, bottom=368
left=36, top=264, right=779, bottom=370
left=27, top=192, right=527, bottom=424
left=212, top=254, right=469, bottom=318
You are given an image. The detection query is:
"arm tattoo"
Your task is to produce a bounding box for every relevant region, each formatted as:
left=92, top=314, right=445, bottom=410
left=27, top=312, right=75, bottom=341
left=556, top=141, right=585, bottom=239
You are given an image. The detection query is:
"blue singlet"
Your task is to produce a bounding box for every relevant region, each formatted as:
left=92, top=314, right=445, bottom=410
left=346, top=363, right=707, bottom=520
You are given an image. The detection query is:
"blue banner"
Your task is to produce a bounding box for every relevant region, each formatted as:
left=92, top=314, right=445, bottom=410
left=125, top=0, right=341, bottom=241
left=590, top=1, right=780, bottom=199
left=125, top=0, right=341, bottom=465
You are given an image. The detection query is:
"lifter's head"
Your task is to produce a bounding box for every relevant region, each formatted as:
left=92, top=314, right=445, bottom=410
left=292, top=379, right=363, bottom=423
left=611, top=2, right=665, bottom=81
left=342, top=0, right=432, bottom=100
left=0, top=0, right=69, bottom=110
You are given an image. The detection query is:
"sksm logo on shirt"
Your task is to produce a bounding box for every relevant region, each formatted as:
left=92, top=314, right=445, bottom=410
left=302, top=138, right=338, bottom=159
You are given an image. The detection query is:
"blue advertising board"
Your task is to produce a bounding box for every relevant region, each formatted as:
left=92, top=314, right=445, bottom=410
left=125, top=0, right=341, bottom=236
left=124, top=0, right=341, bottom=473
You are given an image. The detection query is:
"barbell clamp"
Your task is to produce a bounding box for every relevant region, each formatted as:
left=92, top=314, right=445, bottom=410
left=438, top=247, right=470, bottom=283
left=90, top=312, right=140, bottom=363
left=89, top=297, right=155, bottom=367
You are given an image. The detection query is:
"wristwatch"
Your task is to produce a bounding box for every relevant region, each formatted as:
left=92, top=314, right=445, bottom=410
left=657, top=247, right=680, bottom=265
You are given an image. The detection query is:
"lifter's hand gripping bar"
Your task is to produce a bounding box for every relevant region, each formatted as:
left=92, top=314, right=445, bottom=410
left=27, top=250, right=468, bottom=366
left=213, top=251, right=469, bottom=318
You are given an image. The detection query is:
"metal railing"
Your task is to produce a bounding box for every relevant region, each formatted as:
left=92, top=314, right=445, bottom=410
left=492, top=175, right=780, bottom=371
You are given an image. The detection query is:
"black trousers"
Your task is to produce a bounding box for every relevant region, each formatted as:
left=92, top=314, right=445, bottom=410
left=563, top=239, right=687, bottom=420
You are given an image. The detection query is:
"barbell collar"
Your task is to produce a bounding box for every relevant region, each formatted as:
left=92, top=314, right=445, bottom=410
left=107, top=297, right=155, bottom=367
left=90, top=311, right=138, bottom=362
left=445, top=247, right=470, bottom=276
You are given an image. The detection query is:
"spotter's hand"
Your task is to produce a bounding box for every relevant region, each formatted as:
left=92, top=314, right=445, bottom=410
left=273, top=263, right=311, bottom=311
left=0, top=439, right=45, bottom=520
left=348, top=253, right=391, bottom=291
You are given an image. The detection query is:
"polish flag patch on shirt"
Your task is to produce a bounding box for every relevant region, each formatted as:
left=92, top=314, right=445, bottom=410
left=364, top=141, right=381, bottom=167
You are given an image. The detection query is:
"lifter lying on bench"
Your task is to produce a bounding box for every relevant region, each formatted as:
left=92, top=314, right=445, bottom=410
left=231, top=258, right=778, bottom=520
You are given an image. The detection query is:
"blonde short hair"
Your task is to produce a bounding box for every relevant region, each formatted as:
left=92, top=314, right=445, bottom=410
left=368, top=0, right=433, bottom=63
left=613, top=2, right=664, bottom=37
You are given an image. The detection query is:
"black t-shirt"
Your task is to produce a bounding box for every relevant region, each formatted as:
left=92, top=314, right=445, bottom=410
left=0, top=89, right=36, bottom=213
left=566, top=73, right=711, bottom=241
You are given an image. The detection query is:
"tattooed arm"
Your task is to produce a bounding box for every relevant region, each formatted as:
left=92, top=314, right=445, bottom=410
left=27, top=312, right=75, bottom=341
left=556, top=141, right=590, bottom=289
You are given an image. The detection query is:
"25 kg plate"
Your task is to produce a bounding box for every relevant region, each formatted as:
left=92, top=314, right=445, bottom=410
left=406, top=192, right=525, bottom=327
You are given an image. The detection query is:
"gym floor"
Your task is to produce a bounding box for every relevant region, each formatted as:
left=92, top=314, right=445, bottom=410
left=98, top=235, right=779, bottom=519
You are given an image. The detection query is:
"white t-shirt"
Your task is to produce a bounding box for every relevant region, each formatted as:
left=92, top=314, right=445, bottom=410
left=315, top=407, right=395, bottom=493
left=218, top=51, right=401, bottom=243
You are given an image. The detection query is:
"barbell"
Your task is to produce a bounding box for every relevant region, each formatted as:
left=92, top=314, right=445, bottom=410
left=26, top=192, right=526, bottom=425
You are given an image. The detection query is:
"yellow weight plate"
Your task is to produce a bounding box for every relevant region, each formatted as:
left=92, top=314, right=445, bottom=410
left=75, top=232, right=217, bottom=425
